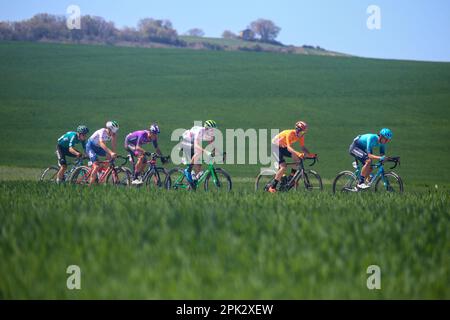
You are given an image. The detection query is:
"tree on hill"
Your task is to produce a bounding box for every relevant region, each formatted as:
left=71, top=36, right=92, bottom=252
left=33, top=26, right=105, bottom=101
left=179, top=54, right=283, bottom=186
left=222, top=30, right=237, bottom=39
left=186, top=28, right=204, bottom=37
left=137, top=18, right=178, bottom=44
left=249, top=18, right=281, bottom=43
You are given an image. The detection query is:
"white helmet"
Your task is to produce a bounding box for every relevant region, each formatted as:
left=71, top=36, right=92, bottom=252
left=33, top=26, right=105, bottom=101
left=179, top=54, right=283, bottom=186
left=106, top=120, right=119, bottom=133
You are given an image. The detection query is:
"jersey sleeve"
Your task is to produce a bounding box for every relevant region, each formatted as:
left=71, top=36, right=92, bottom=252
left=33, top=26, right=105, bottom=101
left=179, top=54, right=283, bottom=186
left=68, top=134, right=76, bottom=148
left=152, top=138, right=158, bottom=148
left=379, top=144, right=386, bottom=155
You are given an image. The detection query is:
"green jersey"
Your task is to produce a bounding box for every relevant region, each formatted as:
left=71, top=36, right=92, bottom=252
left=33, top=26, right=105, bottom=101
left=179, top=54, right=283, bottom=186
left=57, top=132, right=86, bottom=150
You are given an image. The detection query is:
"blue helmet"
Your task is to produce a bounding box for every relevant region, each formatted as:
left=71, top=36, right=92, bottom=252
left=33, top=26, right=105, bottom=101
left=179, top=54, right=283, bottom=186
left=379, top=128, right=393, bottom=140
left=149, top=123, right=160, bottom=134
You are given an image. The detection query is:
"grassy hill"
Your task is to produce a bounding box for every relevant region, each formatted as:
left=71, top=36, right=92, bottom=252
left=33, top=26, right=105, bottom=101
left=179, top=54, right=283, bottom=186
left=180, top=35, right=346, bottom=56
left=0, top=41, right=449, bottom=299
left=0, top=41, right=449, bottom=186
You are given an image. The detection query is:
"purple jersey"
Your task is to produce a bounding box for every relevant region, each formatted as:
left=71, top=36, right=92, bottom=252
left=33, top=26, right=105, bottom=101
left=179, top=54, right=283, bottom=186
left=125, top=130, right=158, bottom=148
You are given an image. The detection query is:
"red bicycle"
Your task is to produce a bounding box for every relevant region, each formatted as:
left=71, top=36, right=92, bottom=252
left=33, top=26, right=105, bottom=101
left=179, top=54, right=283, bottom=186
left=69, top=155, right=131, bottom=186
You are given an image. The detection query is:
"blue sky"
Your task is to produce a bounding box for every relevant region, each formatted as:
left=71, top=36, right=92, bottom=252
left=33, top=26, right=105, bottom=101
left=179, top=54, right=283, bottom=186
left=1, top=0, right=449, bottom=62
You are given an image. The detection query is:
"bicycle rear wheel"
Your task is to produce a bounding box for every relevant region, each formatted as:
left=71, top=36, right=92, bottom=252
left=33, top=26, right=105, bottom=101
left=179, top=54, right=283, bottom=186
left=255, top=172, right=275, bottom=192
left=69, top=166, right=90, bottom=185
left=332, top=171, right=358, bottom=194
left=40, top=166, right=59, bottom=182
left=375, top=172, right=403, bottom=193
left=166, top=167, right=192, bottom=190
left=204, top=168, right=232, bottom=192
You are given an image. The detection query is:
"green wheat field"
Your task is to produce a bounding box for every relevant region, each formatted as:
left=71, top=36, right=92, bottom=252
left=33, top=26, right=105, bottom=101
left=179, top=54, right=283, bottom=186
left=0, top=41, right=449, bottom=298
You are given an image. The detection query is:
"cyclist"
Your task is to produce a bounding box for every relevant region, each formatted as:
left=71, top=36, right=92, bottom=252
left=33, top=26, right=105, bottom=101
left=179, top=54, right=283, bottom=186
left=180, top=120, right=217, bottom=186
left=86, top=121, right=119, bottom=184
left=124, top=123, right=166, bottom=185
left=349, top=128, right=393, bottom=189
left=55, top=125, right=89, bottom=183
left=268, top=121, right=316, bottom=193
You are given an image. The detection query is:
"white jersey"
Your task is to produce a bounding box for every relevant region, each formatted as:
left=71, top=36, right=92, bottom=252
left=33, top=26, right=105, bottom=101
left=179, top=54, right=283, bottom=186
left=88, top=128, right=112, bottom=146
left=182, top=126, right=214, bottom=146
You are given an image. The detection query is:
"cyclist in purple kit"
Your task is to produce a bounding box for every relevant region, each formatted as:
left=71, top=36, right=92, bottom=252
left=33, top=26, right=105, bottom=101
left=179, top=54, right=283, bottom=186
left=124, top=123, right=166, bottom=185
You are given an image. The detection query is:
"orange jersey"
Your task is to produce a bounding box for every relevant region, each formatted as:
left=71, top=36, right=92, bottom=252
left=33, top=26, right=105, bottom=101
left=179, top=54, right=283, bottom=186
left=272, top=129, right=305, bottom=148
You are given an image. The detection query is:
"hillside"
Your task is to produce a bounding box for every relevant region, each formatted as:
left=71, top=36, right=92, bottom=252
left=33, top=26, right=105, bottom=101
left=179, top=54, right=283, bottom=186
left=0, top=41, right=449, bottom=186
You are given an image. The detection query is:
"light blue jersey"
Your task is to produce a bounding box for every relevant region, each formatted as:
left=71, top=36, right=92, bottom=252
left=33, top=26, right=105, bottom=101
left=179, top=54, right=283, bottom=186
left=355, top=134, right=386, bottom=154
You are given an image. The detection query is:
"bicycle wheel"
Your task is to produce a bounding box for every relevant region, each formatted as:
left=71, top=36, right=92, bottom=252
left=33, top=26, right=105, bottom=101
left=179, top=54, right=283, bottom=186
left=105, top=167, right=131, bottom=187
left=204, top=168, right=232, bottom=192
left=296, top=170, right=323, bottom=192
left=69, top=166, right=91, bottom=185
left=166, top=167, right=192, bottom=190
left=332, top=171, right=358, bottom=194
left=374, top=172, right=403, bottom=193
left=40, top=166, right=59, bottom=182
left=145, top=168, right=169, bottom=190
left=255, top=172, right=275, bottom=192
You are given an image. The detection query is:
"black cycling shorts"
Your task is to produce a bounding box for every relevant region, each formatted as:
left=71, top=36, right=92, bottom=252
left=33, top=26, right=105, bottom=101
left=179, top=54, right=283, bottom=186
left=349, top=141, right=369, bottom=163
left=56, top=144, right=75, bottom=166
left=272, top=145, right=292, bottom=164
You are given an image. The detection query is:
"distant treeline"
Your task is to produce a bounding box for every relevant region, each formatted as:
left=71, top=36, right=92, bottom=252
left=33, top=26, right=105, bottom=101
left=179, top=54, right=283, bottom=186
left=0, top=14, right=184, bottom=46
left=0, top=14, right=333, bottom=55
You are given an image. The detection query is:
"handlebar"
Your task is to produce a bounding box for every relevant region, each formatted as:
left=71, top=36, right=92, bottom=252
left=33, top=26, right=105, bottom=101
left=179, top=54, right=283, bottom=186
left=112, top=155, right=129, bottom=166
left=387, top=156, right=400, bottom=169
left=305, top=156, right=318, bottom=167
left=144, top=152, right=171, bottom=164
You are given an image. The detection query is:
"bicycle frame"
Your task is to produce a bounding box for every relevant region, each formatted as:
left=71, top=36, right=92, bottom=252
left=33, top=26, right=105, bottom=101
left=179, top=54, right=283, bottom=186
left=172, top=159, right=218, bottom=189
left=81, top=156, right=128, bottom=184
left=353, top=160, right=385, bottom=186
left=278, top=157, right=317, bottom=191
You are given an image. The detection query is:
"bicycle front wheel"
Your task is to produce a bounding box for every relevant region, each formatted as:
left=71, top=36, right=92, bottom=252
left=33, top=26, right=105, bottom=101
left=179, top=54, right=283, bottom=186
left=40, top=166, right=59, bottom=182
left=105, top=167, right=131, bottom=187
left=296, top=170, right=323, bottom=192
left=374, top=172, right=403, bottom=193
left=332, top=171, right=358, bottom=194
left=204, top=168, right=232, bottom=192
left=69, top=166, right=91, bottom=185
left=145, top=168, right=169, bottom=190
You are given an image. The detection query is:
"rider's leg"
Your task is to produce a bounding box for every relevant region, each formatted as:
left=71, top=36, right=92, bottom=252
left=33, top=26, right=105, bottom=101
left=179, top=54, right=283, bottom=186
left=57, top=164, right=67, bottom=182
left=360, top=159, right=372, bottom=184
left=89, top=162, right=100, bottom=184
left=134, top=154, right=145, bottom=179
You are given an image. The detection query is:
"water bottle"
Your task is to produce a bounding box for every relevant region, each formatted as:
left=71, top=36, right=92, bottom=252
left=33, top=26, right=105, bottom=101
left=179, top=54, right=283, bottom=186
left=191, top=170, right=197, bottom=181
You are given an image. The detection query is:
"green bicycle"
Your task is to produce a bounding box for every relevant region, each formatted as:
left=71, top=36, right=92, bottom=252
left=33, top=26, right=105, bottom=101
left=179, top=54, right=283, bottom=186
left=166, top=153, right=232, bottom=192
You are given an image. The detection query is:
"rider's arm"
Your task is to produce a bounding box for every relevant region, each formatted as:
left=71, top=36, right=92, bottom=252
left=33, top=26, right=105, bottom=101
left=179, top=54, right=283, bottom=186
left=68, top=147, right=82, bottom=157
left=152, top=139, right=162, bottom=155
left=68, top=135, right=82, bottom=157
left=285, top=134, right=301, bottom=157
left=99, top=137, right=113, bottom=155
left=380, top=144, right=386, bottom=156
left=111, top=134, right=117, bottom=153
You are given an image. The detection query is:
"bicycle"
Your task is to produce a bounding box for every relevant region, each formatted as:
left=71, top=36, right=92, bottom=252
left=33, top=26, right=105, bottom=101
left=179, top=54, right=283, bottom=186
left=39, top=156, right=86, bottom=183
left=332, top=156, right=403, bottom=193
left=255, top=156, right=323, bottom=192
left=166, top=153, right=231, bottom=192
left=123, top=152, right=171, bottom=189
left=69, top=155, right=131, bottom=186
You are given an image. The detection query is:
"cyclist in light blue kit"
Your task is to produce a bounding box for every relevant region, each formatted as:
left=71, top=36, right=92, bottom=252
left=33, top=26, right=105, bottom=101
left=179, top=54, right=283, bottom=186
left=348, top=128, right=393, bottom=189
